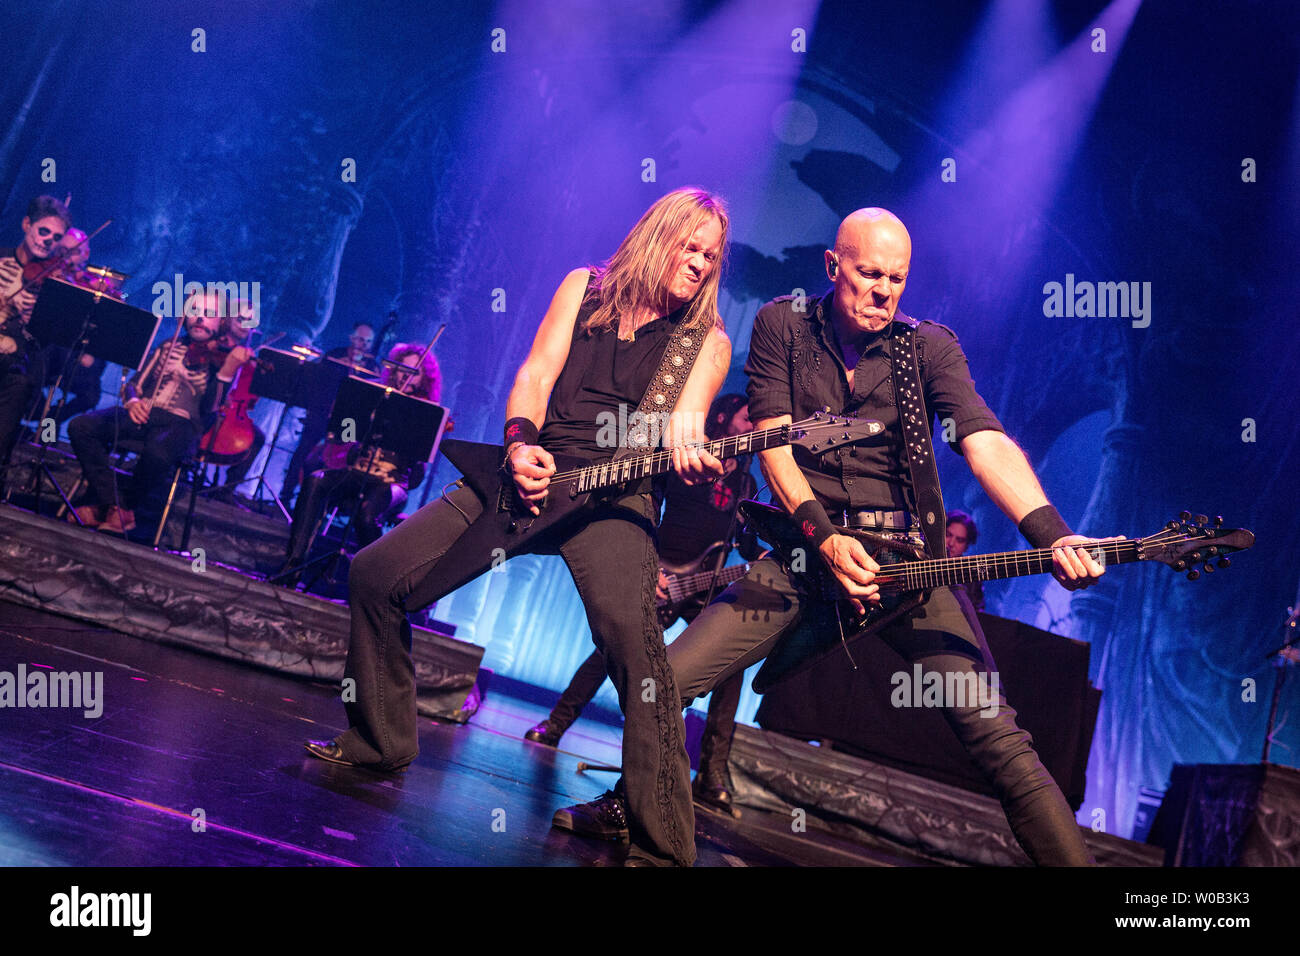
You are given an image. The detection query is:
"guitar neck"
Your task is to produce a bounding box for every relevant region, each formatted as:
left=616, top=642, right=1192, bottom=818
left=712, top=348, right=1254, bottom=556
left=876, top=539, right=1143, bottom=591
left=668, top=561, right=750, bottom=602
left=562, top=426, right=786, bottom=493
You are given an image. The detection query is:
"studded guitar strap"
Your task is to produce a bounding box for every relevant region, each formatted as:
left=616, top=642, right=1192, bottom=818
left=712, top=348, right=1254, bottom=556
left=889, top=315, right=947, bottom=560
left=612, top=322, right=708, bottom=460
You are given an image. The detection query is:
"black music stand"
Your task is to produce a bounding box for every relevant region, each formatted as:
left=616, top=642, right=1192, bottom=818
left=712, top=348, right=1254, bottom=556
left=8, top=279, right=158, bottom=517
left=270, top=375, right=447, bottom=590
left=199, top=346, right=327, bottom=525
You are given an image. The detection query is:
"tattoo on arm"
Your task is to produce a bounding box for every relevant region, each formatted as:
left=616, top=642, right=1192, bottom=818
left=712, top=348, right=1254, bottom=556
left=710, top=337, right=731, bottom=374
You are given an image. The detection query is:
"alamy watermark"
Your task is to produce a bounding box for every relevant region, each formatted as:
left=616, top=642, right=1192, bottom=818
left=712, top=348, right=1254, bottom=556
left=890, top=664, right=1000, bottom=717
left=150, top=273, right=260, bottom=326
left=50, top=886, right=150, bottom=936
left=0, top=664, right=103, bottom=718
left=595, top=405, right=709, bottom=450
left=1042, top=274, right=1150, bottom=328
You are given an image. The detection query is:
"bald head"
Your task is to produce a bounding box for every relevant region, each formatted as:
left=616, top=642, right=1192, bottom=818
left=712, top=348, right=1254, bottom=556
left=833, top=207, right=910, bottom=260
left=825, top=208, right=912, bottom=335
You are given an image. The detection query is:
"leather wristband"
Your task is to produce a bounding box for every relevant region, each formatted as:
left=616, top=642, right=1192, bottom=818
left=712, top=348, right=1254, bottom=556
left=1019, top=505, right=1073, bottom=549
left=503, top=417, right=538, bottom=449
left=792, top=500, right=839, bottom=550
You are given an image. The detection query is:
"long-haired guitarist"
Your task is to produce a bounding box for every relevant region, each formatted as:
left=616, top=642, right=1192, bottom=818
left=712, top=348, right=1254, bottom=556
left=527, top=394, right=760, bottom=816
left=558, top=207, right=1111, bottom=866
left=302, top=187, right=732, bottom=868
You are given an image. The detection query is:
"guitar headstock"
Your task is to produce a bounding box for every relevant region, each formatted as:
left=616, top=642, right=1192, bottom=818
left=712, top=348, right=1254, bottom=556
left=1138, top=512, right=1255, bottom=581
left=787, top=410, right=885, bottom=454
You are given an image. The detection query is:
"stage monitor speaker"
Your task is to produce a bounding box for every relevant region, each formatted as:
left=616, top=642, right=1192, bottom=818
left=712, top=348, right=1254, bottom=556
left=755, top=610, right=1100, bottom=810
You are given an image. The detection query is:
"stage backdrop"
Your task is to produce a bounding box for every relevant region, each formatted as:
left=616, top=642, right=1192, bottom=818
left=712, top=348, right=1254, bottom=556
left=5, top=0, right=1297, bottom=838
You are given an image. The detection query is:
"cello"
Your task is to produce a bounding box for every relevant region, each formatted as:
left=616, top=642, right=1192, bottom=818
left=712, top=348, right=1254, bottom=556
left=199, top=325, right=284, bottom=466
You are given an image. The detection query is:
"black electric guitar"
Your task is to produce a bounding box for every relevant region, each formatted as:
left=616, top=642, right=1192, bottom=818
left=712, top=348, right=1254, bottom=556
left=739, top=501, right=1256, bottom=691
left=657, top=543, right=753, bottom=627
left=435, top=413, right=883, bottom=595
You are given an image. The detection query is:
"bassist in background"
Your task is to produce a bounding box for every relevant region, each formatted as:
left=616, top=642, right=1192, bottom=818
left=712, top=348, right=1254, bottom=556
left=558, top=207, right=1109, bottom=865
left=301, top=187, right=732, bottom=869
left=529, top=394, right=760, bottom=818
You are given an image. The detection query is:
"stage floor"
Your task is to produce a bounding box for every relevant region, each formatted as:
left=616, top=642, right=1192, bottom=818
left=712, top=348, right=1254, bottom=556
left=0, top=599, right=931, bottom=867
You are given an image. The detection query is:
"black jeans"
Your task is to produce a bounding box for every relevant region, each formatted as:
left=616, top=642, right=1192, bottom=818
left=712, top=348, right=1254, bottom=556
left=0, top=364, right=37, bottom=466
left=662, top=556, right=1095, bottom=866
left=66, top=405, right=197, bottom=520
left=336, top=484, right=696, bottom=866
left=549, top=631, right=744, bottom=776
left=283, top=468, right=405, bottom=567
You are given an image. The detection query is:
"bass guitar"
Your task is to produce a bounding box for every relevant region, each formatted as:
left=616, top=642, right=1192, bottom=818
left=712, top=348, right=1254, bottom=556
left=657, top=542, right=754, bottom=628
left=738, top=501, right=1256, bottom=691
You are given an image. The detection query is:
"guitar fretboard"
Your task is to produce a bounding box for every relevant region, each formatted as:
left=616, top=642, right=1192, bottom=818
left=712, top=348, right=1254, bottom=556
left=665, top=562, right=750, bottom=603
left=875, top=539, right=1142, bottom=591
left=557, top=427, right=788, bottom=493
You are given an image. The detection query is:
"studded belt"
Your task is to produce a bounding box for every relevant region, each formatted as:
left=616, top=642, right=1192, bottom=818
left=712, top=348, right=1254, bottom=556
left=837, top=508, right=915, bottom=530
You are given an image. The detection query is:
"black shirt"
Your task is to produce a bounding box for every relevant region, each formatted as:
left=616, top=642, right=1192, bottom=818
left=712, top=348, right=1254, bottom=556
left=744, top=289, right=1004, bottom=513
left=657, top=465, right=757, bottom=565
left=539, top=293, right=687, bottom=461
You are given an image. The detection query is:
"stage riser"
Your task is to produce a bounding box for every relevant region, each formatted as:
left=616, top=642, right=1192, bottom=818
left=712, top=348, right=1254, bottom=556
left=1149, top=764, right=1300, bottom=866
left=7, top=445, right=291, bottom=575
left=728, top=723, right=1163, bottom=867
left=0, top=505, right=482, bottom=718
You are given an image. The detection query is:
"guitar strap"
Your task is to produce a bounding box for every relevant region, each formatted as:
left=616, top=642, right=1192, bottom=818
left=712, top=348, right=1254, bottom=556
left=611, top=320, right=708, bottom=461
left=888, top=315, right=947, bottom=560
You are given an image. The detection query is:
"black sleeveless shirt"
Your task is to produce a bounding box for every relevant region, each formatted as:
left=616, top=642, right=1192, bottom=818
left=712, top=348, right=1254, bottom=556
left=539, top=290, right=687, bottom=461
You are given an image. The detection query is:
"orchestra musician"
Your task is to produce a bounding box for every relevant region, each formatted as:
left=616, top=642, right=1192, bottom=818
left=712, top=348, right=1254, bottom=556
left=41, top=227, right=111, bottom=423
left=275, top=341, right=441, bottom=585
left=65, top=291, right=253, bottom=538
left=0, top=196, right=70, bottom=466
left=279, top=321, right=378, bottom=506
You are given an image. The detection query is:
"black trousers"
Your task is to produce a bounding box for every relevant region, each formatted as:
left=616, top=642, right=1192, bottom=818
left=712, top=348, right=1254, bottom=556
left=335, top=484, right=697, bottom=866
left=0, top=364, right=37, bottom=465
left=66, top=406, right=197, bottom=522
left=549, top=628, right=745, bottom=776
left=283, top=467, right=405, bottom=567
left=663, top=555, right=1095, bottom=865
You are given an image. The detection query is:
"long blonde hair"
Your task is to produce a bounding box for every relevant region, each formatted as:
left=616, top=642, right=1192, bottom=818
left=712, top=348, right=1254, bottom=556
left=583, top=187, right=729, bottom=340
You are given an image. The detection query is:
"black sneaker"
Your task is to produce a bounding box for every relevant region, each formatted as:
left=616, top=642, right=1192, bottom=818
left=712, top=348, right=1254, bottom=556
left=524, top=718, right=566, bottom=748
left=551, top=791, right=629, bottom=842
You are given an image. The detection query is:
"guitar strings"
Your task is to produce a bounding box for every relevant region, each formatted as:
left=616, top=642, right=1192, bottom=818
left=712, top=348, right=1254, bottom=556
left=547, top=419, right=850, bottom=485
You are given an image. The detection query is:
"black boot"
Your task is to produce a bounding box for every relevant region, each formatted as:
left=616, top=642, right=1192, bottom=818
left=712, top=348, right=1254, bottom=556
left=693, top=759, right=740, bottom=818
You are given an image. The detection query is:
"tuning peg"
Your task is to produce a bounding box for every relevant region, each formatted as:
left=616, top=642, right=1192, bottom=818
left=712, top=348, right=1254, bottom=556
left=1167, top=520, right=1180, bottom=531
left=1180, top=511, right=1192, bottom=521
left=1214, top=515, right=1224, bottom=528
left=1173, top=560, right=1186, bottom=571
left=1187, top=569, right=1201, bottom=581
left=1217, top=557, right=1231, bottom=569
left=1195, top=514, right=1209, bottom=525
left=1190, top=551, right=1202, bottom=562
left=1202, top=563, right=1215, bottom=574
